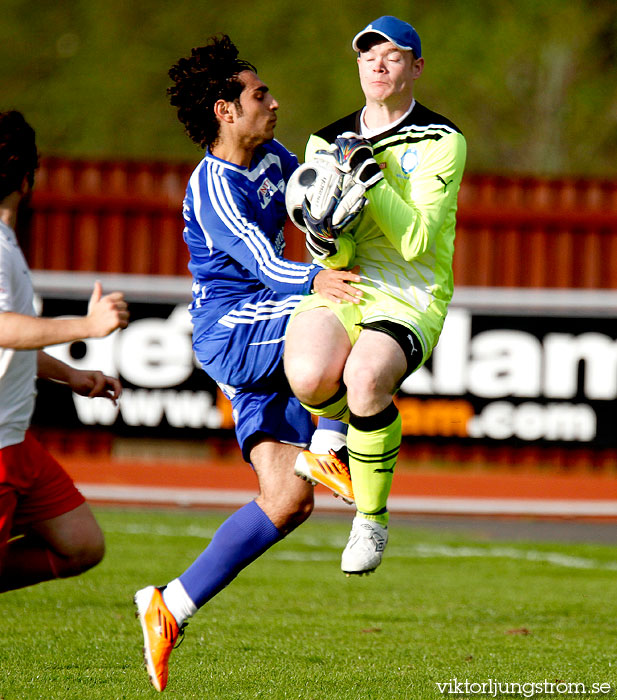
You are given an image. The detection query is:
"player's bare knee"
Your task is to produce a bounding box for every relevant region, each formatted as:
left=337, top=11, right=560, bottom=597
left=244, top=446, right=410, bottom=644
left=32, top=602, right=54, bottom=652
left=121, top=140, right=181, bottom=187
left=294, top=491, right=314, bottom=522
left=289, top=368, right=339, bottom=406
left=82, top=534, right=105, bottom=570
left=51, top=539, right=104, bottom=580
left=279, top=478, right=314, bottom=515
left=259, top=479, right=314, bottom=534
left=285, top=362, right=316, bottom=400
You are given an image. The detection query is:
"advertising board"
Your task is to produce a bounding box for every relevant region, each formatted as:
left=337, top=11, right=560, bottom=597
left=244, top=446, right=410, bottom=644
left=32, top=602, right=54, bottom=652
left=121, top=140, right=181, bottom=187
left=32, top=272, right=617, bottom=448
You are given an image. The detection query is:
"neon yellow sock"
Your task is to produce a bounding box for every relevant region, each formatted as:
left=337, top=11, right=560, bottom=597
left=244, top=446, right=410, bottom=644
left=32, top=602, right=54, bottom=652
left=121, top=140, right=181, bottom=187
left=300, top=383, right=349, bottom=422
left=348, top=403, right=401, bottom=527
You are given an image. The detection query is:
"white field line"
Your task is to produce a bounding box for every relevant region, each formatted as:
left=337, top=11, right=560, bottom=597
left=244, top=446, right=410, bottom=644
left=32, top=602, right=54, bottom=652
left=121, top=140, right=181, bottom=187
left=270, top=544, right=617, bottom=571
left=103, top=520, right=617, bottom=572
left=78, top=482, right=617, bottom=518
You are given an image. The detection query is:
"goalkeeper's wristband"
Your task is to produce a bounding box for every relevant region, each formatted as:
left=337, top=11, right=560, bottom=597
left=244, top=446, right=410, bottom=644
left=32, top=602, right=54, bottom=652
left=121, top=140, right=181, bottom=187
left=302, top=198, right=339, bottom=260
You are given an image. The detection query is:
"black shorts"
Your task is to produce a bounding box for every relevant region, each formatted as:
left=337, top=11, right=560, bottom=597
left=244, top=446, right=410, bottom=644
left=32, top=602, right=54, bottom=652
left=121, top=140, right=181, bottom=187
left=358, top=319, right=423, bottom=381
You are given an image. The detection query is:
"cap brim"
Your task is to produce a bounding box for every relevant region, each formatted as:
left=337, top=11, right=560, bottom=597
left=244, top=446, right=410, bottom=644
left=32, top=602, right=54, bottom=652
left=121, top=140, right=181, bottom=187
left=351, top=29, right=413, bottom=52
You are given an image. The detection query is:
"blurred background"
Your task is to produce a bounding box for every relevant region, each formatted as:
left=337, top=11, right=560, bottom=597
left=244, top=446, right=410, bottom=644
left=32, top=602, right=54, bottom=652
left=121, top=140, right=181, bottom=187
left=4, top=0, right=617, bottom=511
left=3, top=0, right=617, bottom=172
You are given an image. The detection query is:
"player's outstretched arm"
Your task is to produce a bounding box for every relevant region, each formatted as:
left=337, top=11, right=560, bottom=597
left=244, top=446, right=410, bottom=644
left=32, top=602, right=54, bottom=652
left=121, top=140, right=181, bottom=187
left=0, top=282, right=129, bottom=350
left=37, top=350, right=122, bottom=404
left=312, top=267, right=363, bottom=304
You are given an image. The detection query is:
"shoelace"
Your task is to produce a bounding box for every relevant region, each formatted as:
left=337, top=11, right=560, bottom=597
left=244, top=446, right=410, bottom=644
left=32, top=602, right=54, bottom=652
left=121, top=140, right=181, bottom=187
left=174, top=622, right=188, bottom=649
left=331, top=445, right=349, bottom=466
left=328, top=449, right=351, bottom=475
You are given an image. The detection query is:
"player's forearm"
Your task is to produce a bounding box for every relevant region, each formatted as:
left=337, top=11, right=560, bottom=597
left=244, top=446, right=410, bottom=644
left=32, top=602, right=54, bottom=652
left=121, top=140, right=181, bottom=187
left=221, top=227, right=319, bottom=295
left=0, top=312, right=93, bottom=350
left=252, top=250, right=321, bottom=295
left=36, top=350, right=74, bottom=383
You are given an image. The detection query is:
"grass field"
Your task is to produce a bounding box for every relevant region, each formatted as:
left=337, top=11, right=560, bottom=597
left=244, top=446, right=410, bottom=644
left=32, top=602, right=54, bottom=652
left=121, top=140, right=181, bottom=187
left=1, top=508, right=617, bottom=699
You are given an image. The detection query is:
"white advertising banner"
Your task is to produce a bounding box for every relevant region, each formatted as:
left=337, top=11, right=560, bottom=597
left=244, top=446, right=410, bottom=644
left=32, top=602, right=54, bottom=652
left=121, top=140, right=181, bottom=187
left=32, top=273, right=617, bottom=447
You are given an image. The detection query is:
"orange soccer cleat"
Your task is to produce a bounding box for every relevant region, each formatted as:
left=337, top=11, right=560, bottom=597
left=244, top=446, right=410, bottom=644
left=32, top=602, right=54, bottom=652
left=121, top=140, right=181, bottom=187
left=294, top=448, right=354, bottom=504
left=134, top=585, right=186, bottom=692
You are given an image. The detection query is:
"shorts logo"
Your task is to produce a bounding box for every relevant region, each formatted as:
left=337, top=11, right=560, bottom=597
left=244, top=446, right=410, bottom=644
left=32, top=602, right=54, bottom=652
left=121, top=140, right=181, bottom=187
left=400, top=147, right=419, bottom=175
left=407, top=334, right=418, bottom=354
left=257, top=178, right=277, bottom=209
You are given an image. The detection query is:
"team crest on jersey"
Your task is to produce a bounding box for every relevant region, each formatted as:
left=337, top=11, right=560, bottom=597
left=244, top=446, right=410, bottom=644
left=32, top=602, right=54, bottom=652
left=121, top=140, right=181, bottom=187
left=400, top=147, right=419, bottom=175
left=257, top=177, right=277, bottom=209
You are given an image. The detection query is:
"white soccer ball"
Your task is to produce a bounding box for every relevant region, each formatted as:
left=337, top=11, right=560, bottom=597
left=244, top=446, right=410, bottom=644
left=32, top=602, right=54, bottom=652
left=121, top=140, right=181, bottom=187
left=285, top=157, right=366, bottom=236
left=285, top=162, right=320, bottom=233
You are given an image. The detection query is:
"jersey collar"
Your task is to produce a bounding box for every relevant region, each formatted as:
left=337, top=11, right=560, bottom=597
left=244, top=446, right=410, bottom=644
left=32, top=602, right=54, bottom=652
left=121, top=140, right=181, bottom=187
left=359, top=99, right=416, bottom=139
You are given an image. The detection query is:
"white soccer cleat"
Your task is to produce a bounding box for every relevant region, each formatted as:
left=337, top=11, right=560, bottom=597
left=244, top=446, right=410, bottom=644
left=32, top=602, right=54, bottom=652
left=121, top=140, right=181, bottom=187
left=341, top=516, right=388, bottom=576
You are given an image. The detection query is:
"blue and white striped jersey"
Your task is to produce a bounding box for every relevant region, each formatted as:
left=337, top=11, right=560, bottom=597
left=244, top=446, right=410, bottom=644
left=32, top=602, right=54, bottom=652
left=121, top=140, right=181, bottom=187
left=182, top=139, right=319, bottom=336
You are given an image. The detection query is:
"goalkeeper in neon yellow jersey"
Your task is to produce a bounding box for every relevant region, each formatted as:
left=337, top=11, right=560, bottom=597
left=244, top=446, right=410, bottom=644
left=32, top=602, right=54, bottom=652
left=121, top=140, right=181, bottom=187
left=284, top=15, right=466, bottom=576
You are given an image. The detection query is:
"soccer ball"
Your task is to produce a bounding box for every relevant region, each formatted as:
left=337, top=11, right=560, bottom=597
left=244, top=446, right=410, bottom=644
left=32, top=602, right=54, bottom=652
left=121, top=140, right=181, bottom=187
left=285, top=162, right=321, bottom=233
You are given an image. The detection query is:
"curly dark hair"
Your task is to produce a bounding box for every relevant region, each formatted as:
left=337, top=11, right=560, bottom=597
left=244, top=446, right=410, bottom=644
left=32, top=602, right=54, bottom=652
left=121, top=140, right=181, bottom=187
left=0, top=111, right=39, bottom=201
left=168, top=35, right=257, bottom=149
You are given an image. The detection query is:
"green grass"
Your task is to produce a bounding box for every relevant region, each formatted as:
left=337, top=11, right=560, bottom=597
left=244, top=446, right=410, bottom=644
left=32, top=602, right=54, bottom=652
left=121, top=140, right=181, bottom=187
left=1, top=508, right=617, bottom=699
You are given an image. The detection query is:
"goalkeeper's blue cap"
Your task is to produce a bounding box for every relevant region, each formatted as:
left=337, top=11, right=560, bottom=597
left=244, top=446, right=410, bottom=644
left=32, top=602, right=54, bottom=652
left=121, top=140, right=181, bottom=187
left=352, top=16, right=421, bottom=57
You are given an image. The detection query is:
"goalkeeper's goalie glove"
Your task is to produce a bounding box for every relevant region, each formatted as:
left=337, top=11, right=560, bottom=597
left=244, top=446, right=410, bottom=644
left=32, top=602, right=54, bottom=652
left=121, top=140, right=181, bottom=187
left=302, top=193, right=341, bottom=260
left=307, top=132, right=383, bottom=244
left=301, top=147, right=368, bottom=259
left=333, top=131, right=384, bottom=191
left=332, top=132, right=375, bottom=173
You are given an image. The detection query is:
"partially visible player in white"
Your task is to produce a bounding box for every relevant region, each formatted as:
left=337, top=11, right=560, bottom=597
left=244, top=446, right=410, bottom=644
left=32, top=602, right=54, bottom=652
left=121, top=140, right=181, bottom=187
left=0, top=110, right=129, bottom=593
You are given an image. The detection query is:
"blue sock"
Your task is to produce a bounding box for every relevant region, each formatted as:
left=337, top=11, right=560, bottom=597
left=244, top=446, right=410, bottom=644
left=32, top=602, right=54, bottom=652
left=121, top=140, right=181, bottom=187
left=179, top=500, right=281, bottom=609
left=317, top=418, right=348, bottom=435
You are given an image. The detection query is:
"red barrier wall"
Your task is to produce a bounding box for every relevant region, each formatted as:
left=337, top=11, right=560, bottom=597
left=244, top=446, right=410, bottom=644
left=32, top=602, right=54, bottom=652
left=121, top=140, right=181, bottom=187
left=29, top=158, right=193, bottom=275
left=28, top=158, right=617, bottom=288
left=455, top=174, right=617, bottom=288
left=26, top=158, right=617, bottom=471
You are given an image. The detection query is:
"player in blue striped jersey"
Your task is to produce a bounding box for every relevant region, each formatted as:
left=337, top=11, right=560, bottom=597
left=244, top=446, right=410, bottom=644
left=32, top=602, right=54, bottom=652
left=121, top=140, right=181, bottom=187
left=183, top=135, right=318, bottom=389
left=134, top=35, right=360, bottom=692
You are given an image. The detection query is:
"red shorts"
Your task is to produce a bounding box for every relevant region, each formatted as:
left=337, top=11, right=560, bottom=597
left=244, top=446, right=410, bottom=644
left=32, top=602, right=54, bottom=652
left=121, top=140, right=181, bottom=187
left=0, top=431, right=85, bottom=545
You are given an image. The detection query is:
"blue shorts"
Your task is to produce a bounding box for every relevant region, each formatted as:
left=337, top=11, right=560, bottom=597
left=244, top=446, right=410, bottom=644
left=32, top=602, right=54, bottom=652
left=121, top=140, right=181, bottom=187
left=192, top=291, right=314, bottom=463
left=219, top=363, right=314, bottom=463
left=193, top=291, right=301, bottom=389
